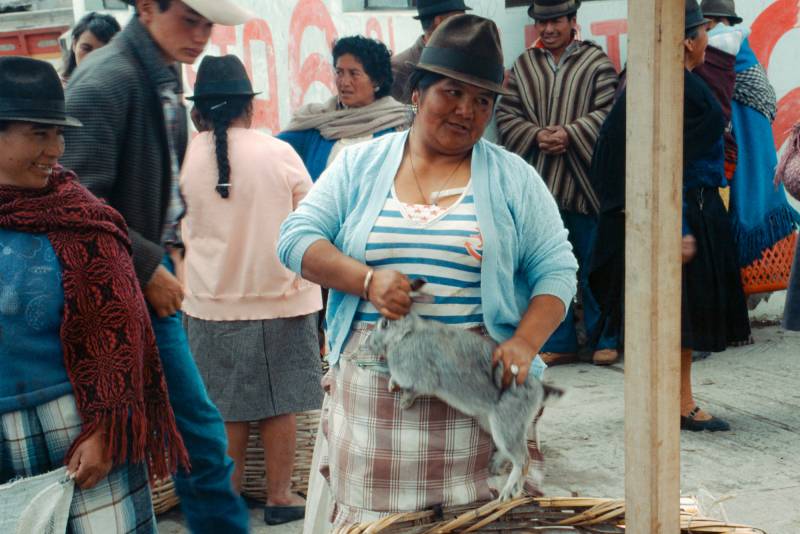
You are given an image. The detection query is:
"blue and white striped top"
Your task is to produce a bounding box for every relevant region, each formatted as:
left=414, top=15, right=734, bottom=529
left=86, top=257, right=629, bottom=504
left=354, top=184, right=483, bottom=327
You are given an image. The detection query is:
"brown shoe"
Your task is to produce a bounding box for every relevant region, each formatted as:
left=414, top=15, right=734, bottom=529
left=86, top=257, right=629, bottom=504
left=592, top=349, right=619, bottom=365
left=541, top=352, right=577, bottom=366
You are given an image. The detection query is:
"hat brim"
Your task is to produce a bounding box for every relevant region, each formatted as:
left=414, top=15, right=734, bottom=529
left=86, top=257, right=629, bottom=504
left=0, top=115, right=82, bottom=127
left=123, top=0, right=254, bottom=25
left=702, top=11, right=743, bottom=24
left=187, top=91, right=261, bottom=101
left=686, top=16, right=712, bottom=30
left=411, top=62, right=511, bottom=96
left=413, top=6, right=472, bottom=20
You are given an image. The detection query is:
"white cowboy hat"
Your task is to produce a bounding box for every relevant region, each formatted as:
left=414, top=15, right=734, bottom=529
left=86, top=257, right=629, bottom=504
left=125, top=0, right=255, bottom=26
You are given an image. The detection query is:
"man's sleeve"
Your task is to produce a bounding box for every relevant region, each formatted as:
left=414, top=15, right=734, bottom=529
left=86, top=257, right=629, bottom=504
left=63, top=79, right=164, bottom=286
left=562, top=56, right=619, bottom=172
left=495, top=65, right=544, bottom=159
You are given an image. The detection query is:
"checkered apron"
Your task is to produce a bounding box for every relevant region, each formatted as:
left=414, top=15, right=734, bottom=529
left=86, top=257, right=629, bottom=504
left=0, top=394, right=156, bottom=533
left=319, top=328, right=543, bottom=527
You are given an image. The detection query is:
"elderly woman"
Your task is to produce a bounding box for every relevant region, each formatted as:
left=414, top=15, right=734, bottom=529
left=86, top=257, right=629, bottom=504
left=181, top=55, right=323, bottom=526
left=0, top=57, right=186, bottom=532
left=591, top=0, right=749, bottom=432
left=277, top=35, right=410, bottom=182
left=60, top=12, right=120, bottom=84
left=279, top=15, right=577, bottom=527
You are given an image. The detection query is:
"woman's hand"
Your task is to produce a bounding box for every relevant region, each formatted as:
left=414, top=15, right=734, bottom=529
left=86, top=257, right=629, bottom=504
left=66, top=428, right=112, bottom=490
left=682, top=234, right=697, bottom=264
left=492, top=335, right=538, bottom=389
left=367, top=270, right=413, bottom=320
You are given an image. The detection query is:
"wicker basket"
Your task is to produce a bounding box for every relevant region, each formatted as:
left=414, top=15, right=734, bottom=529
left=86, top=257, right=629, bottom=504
left=333, top=496, right=765, bottom=533
left=741, top=231, right=798, bottom=294
left=241, top=409, right=322, bottom=502
left=150, top=477, right=180, bottom=515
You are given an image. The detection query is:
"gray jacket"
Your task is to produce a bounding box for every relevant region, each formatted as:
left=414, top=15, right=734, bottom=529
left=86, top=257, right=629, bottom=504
left=62, top=17, right=187, bottom=286
left=390, top=35, right=424, bottom=104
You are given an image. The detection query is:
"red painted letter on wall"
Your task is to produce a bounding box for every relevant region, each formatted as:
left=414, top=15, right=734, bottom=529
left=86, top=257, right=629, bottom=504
left=289, top=0, right=338, bottom=111
left=243, top=18, right=280, bottom=133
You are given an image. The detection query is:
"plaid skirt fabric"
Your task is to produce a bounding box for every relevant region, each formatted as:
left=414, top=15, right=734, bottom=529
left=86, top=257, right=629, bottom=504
left=0, top=394, right=156, bottom=533
left=320, top=329, right=543, bottom=527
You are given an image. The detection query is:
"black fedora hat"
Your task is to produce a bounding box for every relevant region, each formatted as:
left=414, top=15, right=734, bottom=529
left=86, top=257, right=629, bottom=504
left=413, top=14, right=510, bottom=96
left=685, top=0, right=711, bottom=31
left=528, top=0, right=580, bottom=21
left=700, top=0, right=743, bottom=25
left=413, top=0, right=471, bottom=20
left=187, top=55, right=260, bottom=101
left=0, top=56, right=81, bottom=127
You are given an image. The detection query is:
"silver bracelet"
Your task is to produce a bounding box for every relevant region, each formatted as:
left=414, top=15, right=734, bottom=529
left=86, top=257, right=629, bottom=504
left=362, top=268, right=374, bottom=300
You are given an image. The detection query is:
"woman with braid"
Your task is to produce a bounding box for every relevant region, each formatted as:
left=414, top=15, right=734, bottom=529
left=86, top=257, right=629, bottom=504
left=180, top=55, right=323, bottom=526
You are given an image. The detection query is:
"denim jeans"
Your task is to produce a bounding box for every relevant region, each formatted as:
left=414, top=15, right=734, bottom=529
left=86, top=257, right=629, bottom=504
left=542, top=211, right=620, bottom=354
left=150, top=256, right=248, bottom=533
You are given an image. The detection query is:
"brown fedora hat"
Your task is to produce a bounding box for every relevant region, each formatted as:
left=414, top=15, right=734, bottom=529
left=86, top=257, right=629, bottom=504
left=528, top=0, right=580, bottom=21
left=700, top=0, right=743, bottom=25
left=412, top=14, right=510, bottom=96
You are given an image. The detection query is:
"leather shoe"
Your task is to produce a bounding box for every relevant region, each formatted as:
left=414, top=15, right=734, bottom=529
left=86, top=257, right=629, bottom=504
left=540, top=352, right=577, bottom=366
left=680, top=406, right=730, bottom=432
left=592, top=349, right=619, bottom=365
left=264, top=505, right=305, bottom=525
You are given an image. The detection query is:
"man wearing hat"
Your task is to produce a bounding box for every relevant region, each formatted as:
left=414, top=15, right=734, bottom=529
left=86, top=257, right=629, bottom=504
left=390, top=0, right=470, bottom=103
left=61, top=1, right=254, bottom=532
left=496, top=0, right=619, bottom=366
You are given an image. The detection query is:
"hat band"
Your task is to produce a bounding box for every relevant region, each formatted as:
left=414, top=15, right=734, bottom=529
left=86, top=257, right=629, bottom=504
left=418, top=46, right=504, bottom=86
left=0, top=97, right=65, bottom=116
left=532, top=2, right=577, bottom=18
left=193, top=79, right=255, bottom=97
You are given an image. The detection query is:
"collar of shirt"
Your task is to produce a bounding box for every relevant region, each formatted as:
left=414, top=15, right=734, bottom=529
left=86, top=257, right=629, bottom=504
left=533, top=38, right=581, bottom=72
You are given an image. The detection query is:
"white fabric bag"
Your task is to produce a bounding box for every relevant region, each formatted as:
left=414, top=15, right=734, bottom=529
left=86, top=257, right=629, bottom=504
left=0, top=466, right=74, bottom=534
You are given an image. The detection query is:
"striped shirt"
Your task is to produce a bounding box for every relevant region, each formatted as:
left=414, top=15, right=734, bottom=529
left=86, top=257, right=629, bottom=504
left=354, top=185, right=483, bottom=327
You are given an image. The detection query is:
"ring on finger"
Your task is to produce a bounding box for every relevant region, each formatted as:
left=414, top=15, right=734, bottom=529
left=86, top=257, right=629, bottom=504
left=509, top=364, right=520, bottom=376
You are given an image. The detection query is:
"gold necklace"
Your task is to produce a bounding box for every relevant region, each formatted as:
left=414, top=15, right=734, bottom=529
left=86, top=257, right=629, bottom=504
left=406, top=139, right=469, bottom=206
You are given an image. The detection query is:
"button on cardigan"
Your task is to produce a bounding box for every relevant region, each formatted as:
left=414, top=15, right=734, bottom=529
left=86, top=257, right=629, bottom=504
left=278, top=131, right=578, bottom=366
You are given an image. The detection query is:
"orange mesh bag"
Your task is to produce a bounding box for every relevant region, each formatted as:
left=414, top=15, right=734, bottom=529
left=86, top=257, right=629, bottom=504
left=741, top=232, right=798, bottom=294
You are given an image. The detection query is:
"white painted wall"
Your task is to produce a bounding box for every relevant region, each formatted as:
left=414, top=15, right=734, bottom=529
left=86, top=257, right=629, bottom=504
left=72, top=0, right=800, bottom=144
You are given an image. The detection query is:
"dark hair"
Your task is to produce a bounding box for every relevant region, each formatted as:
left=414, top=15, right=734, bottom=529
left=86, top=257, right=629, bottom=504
left=194, top=96, right=253, bottom=199
left=62, top=12, right=121, bottom=79
left=685, top=26, right=701, bottom=40
left=0, top=121, right=9, bottom=131
left=407, top=70, right=499, bottom=105
left=332, top=35, right=393, bottom=99
left=419, top=16, right=436, bottom=33
left=134, top=0, right=172, bottom=16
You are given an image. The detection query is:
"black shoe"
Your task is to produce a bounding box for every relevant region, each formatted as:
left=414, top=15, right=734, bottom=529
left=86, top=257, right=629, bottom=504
left=264, top=505, right=305, bottom=525
left=680, top=406, right=730, bottom=432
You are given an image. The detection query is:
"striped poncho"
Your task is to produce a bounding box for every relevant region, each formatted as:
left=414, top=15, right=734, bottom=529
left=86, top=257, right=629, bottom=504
left=496, top=41, right=618, bottom=215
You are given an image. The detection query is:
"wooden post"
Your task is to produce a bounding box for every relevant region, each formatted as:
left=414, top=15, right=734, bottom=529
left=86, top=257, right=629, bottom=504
left=624, top=0, right=684, bottom=532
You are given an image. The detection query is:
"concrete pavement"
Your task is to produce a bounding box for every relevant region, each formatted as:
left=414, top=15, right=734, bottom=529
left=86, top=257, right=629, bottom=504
left=158, top=321, right=799, bottom=533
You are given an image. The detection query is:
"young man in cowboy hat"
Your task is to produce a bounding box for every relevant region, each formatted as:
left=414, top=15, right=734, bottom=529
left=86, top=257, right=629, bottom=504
left=390, top=0, right=470, bottom=104
left=61, top=1, right=254, bottom=532
left=496, top=0, right=619, bottom=366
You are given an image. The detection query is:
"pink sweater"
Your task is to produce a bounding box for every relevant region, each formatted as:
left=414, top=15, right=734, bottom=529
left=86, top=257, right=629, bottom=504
left=180, top=128, right=322, bottom=320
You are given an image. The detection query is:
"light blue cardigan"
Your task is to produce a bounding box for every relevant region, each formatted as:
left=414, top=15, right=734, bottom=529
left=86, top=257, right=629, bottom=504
left=278, top=130, right=578, bottom=366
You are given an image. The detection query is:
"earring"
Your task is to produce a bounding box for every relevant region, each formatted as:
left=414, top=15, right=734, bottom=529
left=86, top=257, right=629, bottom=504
left=374, top=86, right=380, bottom=92
left=411, top=103, right=419, bottom=114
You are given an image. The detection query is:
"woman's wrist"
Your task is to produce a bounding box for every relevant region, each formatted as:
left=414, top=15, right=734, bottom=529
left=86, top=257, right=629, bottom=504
left=362, top=268, right=374, bottom=300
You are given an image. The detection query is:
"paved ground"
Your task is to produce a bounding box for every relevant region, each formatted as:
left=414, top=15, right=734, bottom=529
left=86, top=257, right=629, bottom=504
left=158, top=297, right=798, bottom=533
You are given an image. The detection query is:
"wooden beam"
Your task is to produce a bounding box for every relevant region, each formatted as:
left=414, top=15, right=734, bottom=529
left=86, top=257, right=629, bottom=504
left=624, top=0, right=684, bottom=532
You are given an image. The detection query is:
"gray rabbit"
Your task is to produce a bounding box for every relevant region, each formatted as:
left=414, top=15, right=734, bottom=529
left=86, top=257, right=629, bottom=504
left=367, top=311, right=563, bottom=501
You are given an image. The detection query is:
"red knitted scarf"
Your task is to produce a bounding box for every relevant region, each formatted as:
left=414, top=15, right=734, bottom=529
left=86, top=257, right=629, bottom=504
left=0, top=168, right=188, bottom=479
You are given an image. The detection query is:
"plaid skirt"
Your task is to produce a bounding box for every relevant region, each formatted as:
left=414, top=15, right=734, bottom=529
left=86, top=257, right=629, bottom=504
left=319, top=328, right=543, bottom=527
left=0, top=394, right=156, bottom=533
